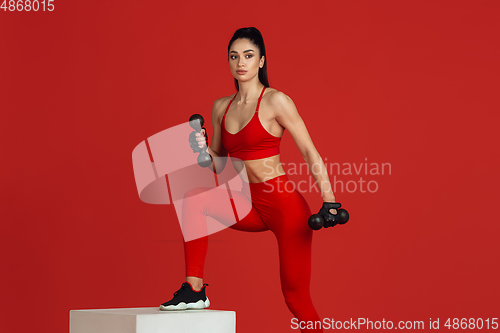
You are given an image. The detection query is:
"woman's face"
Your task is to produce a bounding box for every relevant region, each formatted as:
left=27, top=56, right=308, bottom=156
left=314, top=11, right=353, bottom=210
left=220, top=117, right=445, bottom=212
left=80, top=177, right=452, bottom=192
left=228, top=38, right=265, bottom=82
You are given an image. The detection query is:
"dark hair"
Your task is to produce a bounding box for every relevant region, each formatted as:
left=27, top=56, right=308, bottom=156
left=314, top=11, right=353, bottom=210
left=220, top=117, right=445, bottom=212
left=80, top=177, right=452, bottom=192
left=227, top=27, right=269, bottom=91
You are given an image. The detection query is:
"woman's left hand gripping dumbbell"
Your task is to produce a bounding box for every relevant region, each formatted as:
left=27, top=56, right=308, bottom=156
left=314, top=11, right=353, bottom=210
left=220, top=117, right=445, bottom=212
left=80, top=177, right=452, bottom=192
left=308, top=202, right=350, bottom=230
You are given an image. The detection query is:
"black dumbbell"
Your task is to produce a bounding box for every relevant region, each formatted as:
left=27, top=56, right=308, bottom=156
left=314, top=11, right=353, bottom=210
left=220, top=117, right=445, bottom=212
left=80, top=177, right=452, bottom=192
left=189, top=114, right=213, bottom=168
left=308, top=204, right=350, bottom=230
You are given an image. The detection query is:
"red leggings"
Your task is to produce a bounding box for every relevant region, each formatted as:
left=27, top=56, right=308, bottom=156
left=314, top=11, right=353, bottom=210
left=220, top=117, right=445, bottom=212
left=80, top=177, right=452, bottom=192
left=182, top=174, right=322, bottom=332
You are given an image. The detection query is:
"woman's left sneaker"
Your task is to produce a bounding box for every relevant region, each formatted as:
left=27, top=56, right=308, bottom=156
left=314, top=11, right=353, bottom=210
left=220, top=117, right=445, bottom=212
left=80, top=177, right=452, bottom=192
left=159, top=282, right=210, bottom=311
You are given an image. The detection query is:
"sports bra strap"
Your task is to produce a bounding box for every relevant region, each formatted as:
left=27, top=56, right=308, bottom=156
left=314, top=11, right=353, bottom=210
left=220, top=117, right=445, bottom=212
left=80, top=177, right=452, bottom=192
left=223, top=93, right=237, bottom=117
left=223, top=86, right=266, bottom=116
left=256, top=87, right=266, bottom=111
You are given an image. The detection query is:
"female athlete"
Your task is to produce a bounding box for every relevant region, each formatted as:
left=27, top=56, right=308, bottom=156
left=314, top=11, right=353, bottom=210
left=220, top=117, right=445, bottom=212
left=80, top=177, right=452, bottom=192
left=160, top=27, right=339, bottom=333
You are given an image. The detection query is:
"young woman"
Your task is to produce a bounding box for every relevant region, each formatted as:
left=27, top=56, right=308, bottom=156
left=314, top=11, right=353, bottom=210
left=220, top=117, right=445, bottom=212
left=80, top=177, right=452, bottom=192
left=160, top=27, right=339, bottom=332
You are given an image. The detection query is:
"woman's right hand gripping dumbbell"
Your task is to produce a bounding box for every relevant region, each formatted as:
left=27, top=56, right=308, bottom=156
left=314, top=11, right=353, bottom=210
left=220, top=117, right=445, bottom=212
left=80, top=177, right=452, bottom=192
left=189, top=127, right=208, bottom=153
left=188, top=114, right=213, bottom=168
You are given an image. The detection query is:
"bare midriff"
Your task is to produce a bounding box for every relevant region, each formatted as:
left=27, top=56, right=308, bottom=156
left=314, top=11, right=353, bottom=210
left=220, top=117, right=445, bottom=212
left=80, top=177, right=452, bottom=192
left=229, top=153, right=286, bottom=183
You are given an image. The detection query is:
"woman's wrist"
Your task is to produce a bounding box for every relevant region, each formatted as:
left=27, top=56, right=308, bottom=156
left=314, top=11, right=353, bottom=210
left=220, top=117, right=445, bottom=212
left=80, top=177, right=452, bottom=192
left=322, top=196, right=336, bottom=203
left=322, top=187, right=336, bottom=203
left=208, top=146, right=221, bottom=159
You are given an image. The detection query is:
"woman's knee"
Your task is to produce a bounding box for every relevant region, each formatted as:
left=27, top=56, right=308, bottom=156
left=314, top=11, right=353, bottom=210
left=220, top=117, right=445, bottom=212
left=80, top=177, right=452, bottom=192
left=282, top=287, right=312, bottom=309
left=183, top=186, right=221, bottom=210
left=183, top=187, right=212, bottom=200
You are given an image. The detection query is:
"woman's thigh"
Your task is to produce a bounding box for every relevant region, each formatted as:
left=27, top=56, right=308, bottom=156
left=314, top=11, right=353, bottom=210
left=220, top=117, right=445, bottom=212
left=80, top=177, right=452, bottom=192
left=254, top=187, right=312, bottom=236
left=183, top=186, right=268, bottom=233
left=228, top=190, right=268, bottom=232
left=264, top=190, right=313, bottom=291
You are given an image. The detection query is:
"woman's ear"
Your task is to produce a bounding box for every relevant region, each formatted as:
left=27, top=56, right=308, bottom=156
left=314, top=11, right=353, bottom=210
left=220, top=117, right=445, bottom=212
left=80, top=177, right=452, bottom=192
left=260, top=56, right=265, bottom=68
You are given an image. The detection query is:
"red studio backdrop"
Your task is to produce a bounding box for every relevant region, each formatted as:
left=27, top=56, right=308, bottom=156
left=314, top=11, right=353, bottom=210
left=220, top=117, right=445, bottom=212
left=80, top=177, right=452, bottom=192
left=1, top=1, right=499, bottom=332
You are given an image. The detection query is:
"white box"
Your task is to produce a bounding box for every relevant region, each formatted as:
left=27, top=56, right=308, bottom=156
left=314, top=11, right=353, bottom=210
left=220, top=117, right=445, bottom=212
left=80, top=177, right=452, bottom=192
left=70, top=307, right=236, bottom=333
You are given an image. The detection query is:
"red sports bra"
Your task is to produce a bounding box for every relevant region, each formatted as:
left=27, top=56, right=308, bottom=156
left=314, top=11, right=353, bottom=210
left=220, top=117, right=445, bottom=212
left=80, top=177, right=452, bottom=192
left=221, top=87, right=282, bottom=160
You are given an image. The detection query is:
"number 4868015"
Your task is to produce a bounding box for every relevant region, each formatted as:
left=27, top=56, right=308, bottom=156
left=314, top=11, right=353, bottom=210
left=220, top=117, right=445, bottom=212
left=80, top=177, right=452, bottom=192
left=1, top=0, right=55, bottom=11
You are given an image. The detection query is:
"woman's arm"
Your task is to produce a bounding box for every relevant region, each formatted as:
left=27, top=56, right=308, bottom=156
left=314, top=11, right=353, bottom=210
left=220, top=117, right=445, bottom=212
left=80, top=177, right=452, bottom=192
left=272, top=91, right=336, bottom=205
left=204, top=98, right=229, bottom=174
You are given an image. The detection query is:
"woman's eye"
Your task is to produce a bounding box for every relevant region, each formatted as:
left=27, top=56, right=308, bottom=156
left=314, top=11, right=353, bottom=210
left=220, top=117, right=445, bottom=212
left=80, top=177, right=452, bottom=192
left=229, top=54, right=252, bottom=59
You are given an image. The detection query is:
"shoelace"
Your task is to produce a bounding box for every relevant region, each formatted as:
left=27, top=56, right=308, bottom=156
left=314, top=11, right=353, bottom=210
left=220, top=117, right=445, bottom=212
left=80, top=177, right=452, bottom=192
left=172, top=282, right=209, bottom=297
left=173, top=283, right=189, bottom=297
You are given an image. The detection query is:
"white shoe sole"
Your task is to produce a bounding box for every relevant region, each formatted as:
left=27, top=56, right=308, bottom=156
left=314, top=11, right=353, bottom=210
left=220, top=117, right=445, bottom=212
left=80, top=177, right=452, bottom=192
left=159, top=297, right=210, bottom=311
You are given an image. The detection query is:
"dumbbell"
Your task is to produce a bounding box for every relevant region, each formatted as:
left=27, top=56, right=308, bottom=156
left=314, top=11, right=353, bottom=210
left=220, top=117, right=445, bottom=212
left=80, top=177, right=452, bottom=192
left=308, top=203, right=350, bottom=230
left=189, top=114, right=213, bottom=168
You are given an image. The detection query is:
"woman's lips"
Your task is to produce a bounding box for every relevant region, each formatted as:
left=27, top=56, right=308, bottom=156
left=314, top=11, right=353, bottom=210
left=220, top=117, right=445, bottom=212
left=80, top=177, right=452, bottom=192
left=236, top=70, right=247, bottom=75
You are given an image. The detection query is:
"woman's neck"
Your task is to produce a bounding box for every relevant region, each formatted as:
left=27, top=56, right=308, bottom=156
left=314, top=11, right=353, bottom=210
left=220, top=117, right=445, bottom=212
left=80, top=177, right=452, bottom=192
left=236, top=78, right=264, bottom=105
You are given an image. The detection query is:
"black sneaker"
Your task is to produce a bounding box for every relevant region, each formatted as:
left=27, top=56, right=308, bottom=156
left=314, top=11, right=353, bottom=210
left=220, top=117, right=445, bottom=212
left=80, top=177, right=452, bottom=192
left=159, top=282, right=210, bottom=311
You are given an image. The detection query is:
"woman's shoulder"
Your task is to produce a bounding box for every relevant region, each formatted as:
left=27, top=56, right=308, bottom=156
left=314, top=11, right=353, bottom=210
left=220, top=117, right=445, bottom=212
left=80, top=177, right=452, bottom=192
left=264, top=87, right=294, bottom=109
left=211, top=92, right=238, bottom=121
left=212, top=93, right=234, bottom=112
left=214, top=93, right=236, bottom=110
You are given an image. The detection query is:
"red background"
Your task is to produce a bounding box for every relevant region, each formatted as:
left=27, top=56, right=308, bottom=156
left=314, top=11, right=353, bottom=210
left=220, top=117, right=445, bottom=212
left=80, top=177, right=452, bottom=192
left=1, top=1, right=499, bottom=332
